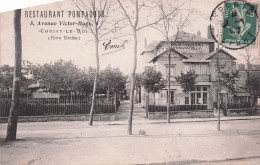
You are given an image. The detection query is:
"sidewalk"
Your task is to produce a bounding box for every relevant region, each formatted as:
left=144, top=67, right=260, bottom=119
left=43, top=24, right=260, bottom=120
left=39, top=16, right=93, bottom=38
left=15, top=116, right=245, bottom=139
left=1, top=101, right=260, bottom=165
left=116, top=100, right=146, bottom=121
left=113, top=101, right=260, bottom=126
left=1, top=116, right=260, bottom=165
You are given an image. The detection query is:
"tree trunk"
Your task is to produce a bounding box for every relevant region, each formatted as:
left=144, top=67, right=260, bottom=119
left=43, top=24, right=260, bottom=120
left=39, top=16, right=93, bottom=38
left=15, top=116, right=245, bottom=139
left=114, top=92, right=117, bottom=113
left=107, top=88, right=109, bottom=102
left=7, top=89, right=9, bottom=98
left=145, top=91, right=149, bottom=118
left=89, top=35, right=99, bottom=126
left=6, top=9, right=22, bottom=141
left=247, top=61, right=252, bottom=107
left=128, top=29, right=137, bottom=135
left=225, top=93, right=228, bottom=116
left=135, top=88, right=138, bottom=103
left=217, top=89, right=220, bottom=131
left=167, top=50, right=171, bottom=123
left=153, top=93, right=156, bottom=105
left=139, top=88, right=141, bottom=103
left=70, top=91, right=73, bottom=103
left=216, top=54, right=221, bottom=131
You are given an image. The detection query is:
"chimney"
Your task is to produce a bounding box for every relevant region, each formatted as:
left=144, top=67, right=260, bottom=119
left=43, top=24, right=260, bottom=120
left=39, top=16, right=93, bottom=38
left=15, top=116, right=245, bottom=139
left=197, top=30, right=201, bottom=37
left=208, top=25, right=214, bottom=39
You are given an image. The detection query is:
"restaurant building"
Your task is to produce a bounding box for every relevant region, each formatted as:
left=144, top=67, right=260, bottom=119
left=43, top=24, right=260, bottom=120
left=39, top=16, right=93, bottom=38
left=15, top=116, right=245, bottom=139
left=140, top=30, right=237, bottom=109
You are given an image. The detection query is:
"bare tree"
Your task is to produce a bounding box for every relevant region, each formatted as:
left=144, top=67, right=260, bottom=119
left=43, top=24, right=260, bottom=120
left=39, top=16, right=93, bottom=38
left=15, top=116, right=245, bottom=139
left=241, top=46, right=257, bottom=107
left=73, top=0, right=121, bottom=125
left=6, top=9, right=22, bottom=141
left=117, top=0, right=179, bottom=135
left=152, top=0, right=190, bottom=123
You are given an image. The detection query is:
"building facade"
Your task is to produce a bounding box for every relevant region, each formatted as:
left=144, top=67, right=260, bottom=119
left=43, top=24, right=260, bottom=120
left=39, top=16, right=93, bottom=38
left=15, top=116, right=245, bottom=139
left=140, top=31, right=238, bottom=109
left=234, top=64, right=260, bottom=105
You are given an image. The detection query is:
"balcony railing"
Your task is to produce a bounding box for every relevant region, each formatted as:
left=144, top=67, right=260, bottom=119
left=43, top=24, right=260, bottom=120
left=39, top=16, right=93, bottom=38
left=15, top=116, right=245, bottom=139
left=166, top=74, right=211, bottom=83
left=195, top=74, right=211, bottom=82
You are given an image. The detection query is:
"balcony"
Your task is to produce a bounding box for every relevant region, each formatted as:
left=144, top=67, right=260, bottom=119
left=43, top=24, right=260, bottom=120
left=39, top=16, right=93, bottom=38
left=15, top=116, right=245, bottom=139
left=196, top=74, right=211, bottom=82
left=166, top=74, right=211, bottom=83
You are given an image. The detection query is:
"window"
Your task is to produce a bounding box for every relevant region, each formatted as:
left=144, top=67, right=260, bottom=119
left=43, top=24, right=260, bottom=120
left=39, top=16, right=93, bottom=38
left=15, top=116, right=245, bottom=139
left=185, top=97, right=189, bottom=104
left=165, top=65, right=176, bottom=81
left=196, top=93, right=201, bottom=104
left=190, top=86, right=208, bottom=105
left=191, top=93, right=196, bottom=104
left=185, top=64, right=209, bottom=75
left=167, top=91, right=175, bottom=104
left=203, top=93, right=207, bottom=104
left=170, top=91, right=174, bottom=104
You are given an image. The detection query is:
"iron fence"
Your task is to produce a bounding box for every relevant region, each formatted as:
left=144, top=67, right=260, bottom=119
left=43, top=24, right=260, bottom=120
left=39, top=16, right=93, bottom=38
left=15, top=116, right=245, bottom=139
left=0, top=98, right=119, bottom=117
left=148, top=104, right=208, bottom=112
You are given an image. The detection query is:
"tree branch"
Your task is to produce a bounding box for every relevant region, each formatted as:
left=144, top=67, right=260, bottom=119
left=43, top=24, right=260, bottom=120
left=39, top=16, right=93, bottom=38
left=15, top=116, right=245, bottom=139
left=117, top=0, right=134, bottom=28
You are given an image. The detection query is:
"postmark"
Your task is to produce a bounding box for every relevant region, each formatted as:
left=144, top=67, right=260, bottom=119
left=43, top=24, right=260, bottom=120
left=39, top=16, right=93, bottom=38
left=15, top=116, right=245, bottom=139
left=210, top=0, right=259, bottom=50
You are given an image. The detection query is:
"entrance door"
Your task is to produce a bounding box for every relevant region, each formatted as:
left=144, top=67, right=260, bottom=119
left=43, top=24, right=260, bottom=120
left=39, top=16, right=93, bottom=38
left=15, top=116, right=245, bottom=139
left=167, top=91, right=175, bottom=104
left=190, top=86, right=208, bottom=105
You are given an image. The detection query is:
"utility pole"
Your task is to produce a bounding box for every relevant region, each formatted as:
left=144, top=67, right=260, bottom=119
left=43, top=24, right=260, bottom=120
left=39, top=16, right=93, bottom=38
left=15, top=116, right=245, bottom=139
left=6, top=9, right=22, bottom=141
left=216, top=48, right=221, bottom=131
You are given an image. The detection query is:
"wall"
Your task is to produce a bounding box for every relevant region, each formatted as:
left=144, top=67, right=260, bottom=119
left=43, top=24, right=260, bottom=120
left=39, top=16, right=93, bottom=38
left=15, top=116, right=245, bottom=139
left=0, top=113, right=117, bottom=123
left=148, top=110, right=214, bottom=119
left=155, top=51, right=185, bottom=79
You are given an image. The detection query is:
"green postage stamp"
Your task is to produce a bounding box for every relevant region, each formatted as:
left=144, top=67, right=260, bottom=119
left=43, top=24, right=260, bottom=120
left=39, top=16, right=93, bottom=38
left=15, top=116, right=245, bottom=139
left=222, top=1, right=258, bottom=45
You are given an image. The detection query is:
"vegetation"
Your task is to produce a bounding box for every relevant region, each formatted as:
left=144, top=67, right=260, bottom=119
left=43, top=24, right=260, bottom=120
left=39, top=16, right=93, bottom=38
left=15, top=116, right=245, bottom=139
left=219, top=70, right=240, bottom=95
left=0, top=61, right=37, bottom=98
left=141, top=67, right=166, bottom=118
left=175, top=70, right=198, bottom=93
left=152, top=0, right=190, bottom=123
left=100, top=65, right=128, bottom=101
left=73, top=0, right=122, bottom=125
left=0, top=60, right=127, bottom=100
left=246, top=75, right=260, bottom=106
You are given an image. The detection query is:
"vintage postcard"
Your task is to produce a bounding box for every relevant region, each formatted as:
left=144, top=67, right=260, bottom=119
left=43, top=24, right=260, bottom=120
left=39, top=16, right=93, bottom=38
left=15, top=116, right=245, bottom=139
left=0, top=0, right=260, bottom=164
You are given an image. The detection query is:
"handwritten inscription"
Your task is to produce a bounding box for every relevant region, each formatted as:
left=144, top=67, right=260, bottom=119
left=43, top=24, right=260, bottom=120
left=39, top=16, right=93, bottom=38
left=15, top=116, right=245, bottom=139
left=103, top=40, right=127, bottom=50
left=102, top=40, right=128, bottom=55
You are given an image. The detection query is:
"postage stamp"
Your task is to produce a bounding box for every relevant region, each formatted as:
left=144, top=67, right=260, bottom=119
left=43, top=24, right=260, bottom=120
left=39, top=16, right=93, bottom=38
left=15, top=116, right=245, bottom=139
left=210, top=0, right=259, bottom=50
left=222, top=1, right=258, bottom=45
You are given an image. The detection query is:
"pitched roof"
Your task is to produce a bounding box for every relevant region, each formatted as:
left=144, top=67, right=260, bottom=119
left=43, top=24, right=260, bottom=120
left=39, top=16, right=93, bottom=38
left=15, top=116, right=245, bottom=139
left=183, top=53, right=209, bottom=60
left=183, top=59, right=211, bottom=63
left=141, top=31, right=215, bottom=55
left=149, top=49, right=188, bottom=63
left=202, top=49, right=237, bottom=60
left=168, top=31, right=215, bottom=43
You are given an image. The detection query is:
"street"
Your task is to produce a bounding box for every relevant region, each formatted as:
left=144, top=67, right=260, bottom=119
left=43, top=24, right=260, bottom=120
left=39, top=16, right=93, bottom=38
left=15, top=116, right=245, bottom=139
left=1, top=118, right=260, bottom=165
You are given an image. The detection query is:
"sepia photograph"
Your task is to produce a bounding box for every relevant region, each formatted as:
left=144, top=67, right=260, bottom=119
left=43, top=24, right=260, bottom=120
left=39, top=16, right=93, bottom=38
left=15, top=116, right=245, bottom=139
left=0, top=0, right=260, bottom=164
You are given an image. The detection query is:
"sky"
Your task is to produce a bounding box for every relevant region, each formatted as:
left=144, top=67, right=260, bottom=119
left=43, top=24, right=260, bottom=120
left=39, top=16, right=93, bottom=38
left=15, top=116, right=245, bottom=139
left=0, top=0, right=259, bottom=75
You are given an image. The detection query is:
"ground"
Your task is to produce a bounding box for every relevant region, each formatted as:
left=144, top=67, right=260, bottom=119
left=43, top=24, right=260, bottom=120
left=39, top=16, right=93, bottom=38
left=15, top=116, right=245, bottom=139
left=0, top=102, right=260, bottom=165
